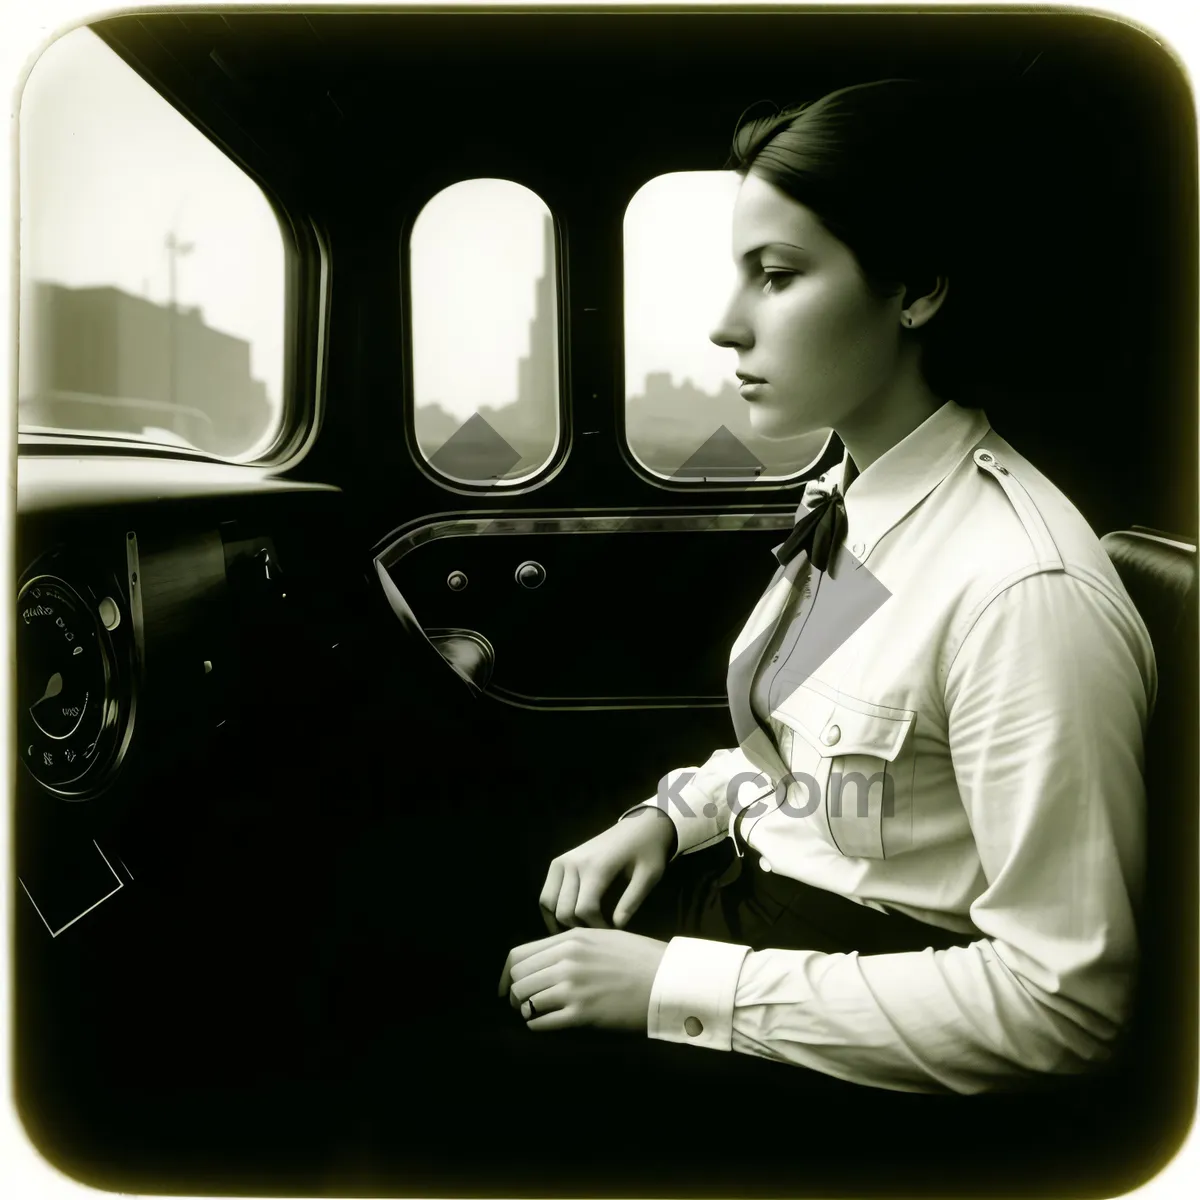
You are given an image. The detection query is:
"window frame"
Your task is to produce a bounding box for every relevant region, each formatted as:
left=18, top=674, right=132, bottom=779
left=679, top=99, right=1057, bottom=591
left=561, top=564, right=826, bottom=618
left=15, top=22, right=327, bottom=469
left=399, top=175, right=570, bottom=495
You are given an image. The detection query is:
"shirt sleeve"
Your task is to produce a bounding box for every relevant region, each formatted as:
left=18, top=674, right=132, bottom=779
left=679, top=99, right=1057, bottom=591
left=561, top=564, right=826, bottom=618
left=646, top=570, right=1155, bottom=1094
left=617, top=745, right=777, bottom=859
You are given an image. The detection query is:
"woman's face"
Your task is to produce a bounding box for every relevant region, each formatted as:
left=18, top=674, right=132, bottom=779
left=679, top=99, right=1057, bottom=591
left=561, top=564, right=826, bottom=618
left=710, top=171, right=905, bottom=440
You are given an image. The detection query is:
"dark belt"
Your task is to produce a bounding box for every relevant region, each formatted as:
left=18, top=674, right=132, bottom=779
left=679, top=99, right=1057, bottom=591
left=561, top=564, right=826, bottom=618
left=712, top=808, right=979, bottom=956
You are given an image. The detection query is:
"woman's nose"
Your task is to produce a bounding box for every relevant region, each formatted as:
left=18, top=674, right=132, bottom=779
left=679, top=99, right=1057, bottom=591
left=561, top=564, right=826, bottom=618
left=709, top=304, right=751, bottom=350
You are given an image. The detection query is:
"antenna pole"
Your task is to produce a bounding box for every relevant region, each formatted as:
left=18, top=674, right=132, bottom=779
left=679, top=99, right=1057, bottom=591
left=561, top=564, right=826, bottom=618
left=165, top=230, right=195, bottom=422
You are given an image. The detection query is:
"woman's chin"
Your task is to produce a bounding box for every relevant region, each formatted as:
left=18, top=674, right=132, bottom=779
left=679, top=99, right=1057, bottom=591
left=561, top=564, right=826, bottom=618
left=747, top=401, right=815, bottom=442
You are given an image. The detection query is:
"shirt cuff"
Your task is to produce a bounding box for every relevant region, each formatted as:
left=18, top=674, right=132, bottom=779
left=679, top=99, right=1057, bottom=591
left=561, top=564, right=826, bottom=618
left=617, top=764, right=733, bottom=859
left=647, top=936, right=751, bottom=1051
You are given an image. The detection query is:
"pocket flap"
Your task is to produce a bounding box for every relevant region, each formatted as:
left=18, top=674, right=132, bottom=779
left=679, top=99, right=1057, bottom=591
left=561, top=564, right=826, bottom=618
left=770, top=682, right=914, bottom=761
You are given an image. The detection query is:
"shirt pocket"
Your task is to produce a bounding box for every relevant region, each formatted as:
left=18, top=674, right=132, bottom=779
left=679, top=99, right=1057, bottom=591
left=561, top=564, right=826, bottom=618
left=769, top=682, right=916, bottom=859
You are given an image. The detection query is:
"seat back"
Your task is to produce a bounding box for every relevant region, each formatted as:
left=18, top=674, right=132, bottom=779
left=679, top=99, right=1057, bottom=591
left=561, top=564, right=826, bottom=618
left=1102, top=527, right=1198, bottom=658
left=1099, top=526, right=1198, bottom=1128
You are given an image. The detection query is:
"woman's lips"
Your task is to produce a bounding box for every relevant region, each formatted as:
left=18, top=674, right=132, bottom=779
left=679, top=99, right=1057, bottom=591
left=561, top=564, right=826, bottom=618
left=739, top=381, right=768, bottom=398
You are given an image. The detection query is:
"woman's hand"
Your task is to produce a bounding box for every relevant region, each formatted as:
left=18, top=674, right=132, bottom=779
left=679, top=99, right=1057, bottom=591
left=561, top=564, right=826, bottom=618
left=498, top=927, right=670, bottom=1033
left=539, top=809, right=675, bottom=933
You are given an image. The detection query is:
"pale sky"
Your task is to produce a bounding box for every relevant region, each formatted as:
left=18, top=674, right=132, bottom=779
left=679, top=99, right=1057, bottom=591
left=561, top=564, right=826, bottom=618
left=624, top=170, right=744, bottom=399
left=17, top=26, right=285, bottom=413
left=409, top=178, right=555, bottom=417
left=16, top=25, right=746, bottom=432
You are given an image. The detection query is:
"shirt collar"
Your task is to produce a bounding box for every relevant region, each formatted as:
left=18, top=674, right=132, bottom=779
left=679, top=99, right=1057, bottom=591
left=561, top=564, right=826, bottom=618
left=796, top=399, right=991, bottom=566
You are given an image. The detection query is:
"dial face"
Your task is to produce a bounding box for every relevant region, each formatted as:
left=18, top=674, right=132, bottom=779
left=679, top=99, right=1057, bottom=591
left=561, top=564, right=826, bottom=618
left=17, top=575, right=114, bottom=790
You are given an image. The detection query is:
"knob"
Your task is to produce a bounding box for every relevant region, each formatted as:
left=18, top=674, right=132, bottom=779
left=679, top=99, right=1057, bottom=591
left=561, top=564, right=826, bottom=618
left=447, top=571, right=468, bottom=591
left=97, top=596, right=121, bottom=631
left=515, top=561, right=546, bottom=589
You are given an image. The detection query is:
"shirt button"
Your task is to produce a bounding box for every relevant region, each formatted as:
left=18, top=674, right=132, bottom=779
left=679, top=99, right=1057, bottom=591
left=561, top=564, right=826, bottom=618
left=822, top=724, right=841, bottom=746
left=772, top=654, right=779, bottom=662
left=684, top=1016, right=704, bottom=1037
left=852, top=542, right=865, bottom=556
left=977, top=451, right=993, bottom=463
left=758, top=857, right=772, bottom=872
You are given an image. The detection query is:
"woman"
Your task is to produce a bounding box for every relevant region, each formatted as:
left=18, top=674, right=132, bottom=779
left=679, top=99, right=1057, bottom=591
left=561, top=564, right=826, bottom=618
left=491, top=77, right=1156, bottom=1109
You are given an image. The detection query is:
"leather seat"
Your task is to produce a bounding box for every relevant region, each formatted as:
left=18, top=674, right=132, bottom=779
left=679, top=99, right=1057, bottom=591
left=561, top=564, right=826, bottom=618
left=1102, top=526, right=1198, bottom=660
left=1095, top=526, right=1198, bottom=1139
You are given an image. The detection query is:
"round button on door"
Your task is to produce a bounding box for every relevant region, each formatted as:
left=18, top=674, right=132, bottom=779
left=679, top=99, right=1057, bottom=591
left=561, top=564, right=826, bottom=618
left=516, top=561, right=546, bottom=588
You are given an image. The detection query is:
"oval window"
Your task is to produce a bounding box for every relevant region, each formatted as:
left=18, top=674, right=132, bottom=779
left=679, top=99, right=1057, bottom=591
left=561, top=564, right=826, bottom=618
left=409, top=179, right=561, bottom=485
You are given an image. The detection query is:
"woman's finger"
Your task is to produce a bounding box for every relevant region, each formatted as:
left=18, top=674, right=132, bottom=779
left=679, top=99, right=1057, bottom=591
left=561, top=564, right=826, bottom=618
left=612, top=861, right=660, bottom=929
left=509, top=958, right=568, bottom=1010
left=498, top=931, right=566, bottom=996
left=526, top=1000, right=579, bottom=1032
left=538, top=860, right=565, bottom=934
left=520, top=981, right=572, bottom=1024
left=497, top=950, right=515, bottom=997
left=554, top=864, right=581, bottom=929
left=573, top=871, right=611, bottom=929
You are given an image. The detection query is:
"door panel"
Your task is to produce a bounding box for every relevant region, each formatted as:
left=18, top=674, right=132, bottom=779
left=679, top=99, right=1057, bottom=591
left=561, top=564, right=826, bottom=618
left=377, top=508, right=806, bottom=703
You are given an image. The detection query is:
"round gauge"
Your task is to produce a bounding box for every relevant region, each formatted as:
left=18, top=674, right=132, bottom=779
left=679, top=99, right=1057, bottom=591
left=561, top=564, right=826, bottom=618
left=17, top=574, right=119, bottom=793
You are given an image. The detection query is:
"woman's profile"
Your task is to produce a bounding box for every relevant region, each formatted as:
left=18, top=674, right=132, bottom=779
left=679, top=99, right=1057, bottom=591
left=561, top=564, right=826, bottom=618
left=485, top=77, right=1156, bottom=1108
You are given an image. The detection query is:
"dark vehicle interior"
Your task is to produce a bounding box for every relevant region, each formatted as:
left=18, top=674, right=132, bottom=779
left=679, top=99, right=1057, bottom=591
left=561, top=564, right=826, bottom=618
left=10, top=7, right=1198, bottom=1197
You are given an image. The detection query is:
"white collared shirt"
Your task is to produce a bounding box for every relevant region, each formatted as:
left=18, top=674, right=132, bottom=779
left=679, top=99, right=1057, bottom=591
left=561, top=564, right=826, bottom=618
left=622, top=399, right=1157, bottom=1094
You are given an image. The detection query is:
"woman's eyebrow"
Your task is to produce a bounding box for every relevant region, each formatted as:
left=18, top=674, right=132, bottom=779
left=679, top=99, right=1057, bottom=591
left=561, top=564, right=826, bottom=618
left=738, top=241, right=807, bottom=263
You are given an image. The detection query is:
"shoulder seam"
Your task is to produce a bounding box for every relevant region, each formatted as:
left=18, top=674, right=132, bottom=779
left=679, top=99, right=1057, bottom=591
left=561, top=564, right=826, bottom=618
left=940, top=564, right=1138, bottom=701
left=941, top=565, right=1157, bottom=719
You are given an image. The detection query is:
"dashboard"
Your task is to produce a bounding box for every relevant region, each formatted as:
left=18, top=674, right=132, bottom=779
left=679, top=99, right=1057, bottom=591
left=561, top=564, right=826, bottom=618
left=15, top=520, right=289, bottom=802
left=13, top=461, right=369, bottom=944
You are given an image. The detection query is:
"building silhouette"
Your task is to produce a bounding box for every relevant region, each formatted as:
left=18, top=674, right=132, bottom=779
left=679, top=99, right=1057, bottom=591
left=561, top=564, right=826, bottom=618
left=510, top=213, right=558, bottom=445
left=420, top=214, right=559, bottom=480
left=19, top=281, right=274, bottom=456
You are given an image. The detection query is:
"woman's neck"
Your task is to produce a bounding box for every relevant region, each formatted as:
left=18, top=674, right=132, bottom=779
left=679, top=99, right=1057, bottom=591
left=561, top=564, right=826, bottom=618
left=835, top=363, right=946, bottom=479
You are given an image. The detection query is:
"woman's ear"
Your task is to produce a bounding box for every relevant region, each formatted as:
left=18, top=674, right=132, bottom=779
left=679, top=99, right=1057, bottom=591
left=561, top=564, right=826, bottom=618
left=901, top=275, right=949, bottom=329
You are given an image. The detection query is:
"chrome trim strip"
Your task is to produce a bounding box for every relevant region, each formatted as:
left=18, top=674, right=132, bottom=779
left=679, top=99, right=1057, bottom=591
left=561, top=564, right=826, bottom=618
left=374, top=509, right=799, bottom=571
left=484, top=686, right=729, bottom=712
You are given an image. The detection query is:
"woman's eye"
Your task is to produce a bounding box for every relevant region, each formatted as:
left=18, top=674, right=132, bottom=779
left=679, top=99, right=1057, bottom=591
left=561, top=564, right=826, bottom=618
left=761, top=270, right=795, bottom=293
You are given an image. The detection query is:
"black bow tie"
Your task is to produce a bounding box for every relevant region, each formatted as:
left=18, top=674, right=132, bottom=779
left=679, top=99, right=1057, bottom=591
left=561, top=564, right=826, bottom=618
left=772, top=489, right=847, bottom=573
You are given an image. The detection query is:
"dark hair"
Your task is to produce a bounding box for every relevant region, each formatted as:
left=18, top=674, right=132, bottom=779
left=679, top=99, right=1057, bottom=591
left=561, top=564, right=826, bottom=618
left=724, top=78, right=995, bottom=402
